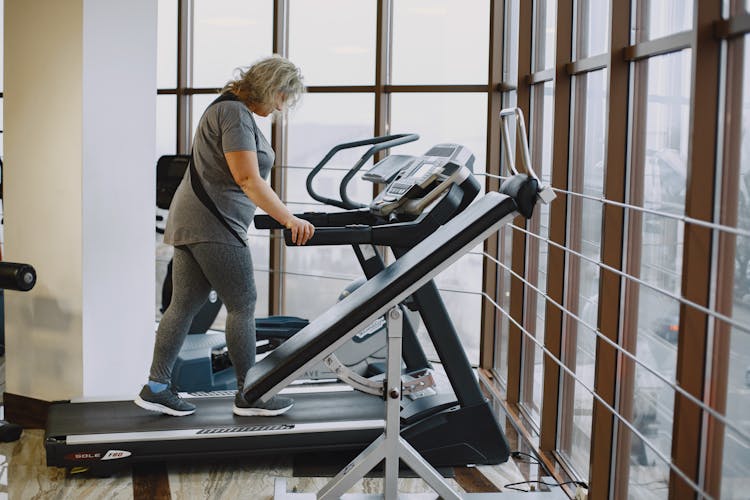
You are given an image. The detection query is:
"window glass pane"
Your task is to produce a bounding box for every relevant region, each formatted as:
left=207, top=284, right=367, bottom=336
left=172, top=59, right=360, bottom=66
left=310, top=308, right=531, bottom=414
left=642, top=0, right=693, bottom=41
left=624, top=425, right=671, bottom=497
left=505, top=0, right=520, bottom=84
left=577, top=0, right=610, bottom=58
left=193, top=0, right=273, bottom=88
left=627, top=49, right=691, bottom=496
left=156, top=95, right=176, bottom=162
left=559, top=69, right=608, bottom=477
left=637, top=49, right=690, bottom=289
left=391, top=0, right=489, bottom=84
left=284, top=93, right=374, bottom=320
left=286, top=93, right=375, bottom=206
left=494, top=224, right=514, bottom=385
left=520, top=81, right=554, bottom=423
left=157, top=0, right=177, bottom=89
left=722, top=35, right=750, bottom=499
left=390, top=93, right=487, bottom=177
left=289, top=0, right=376, bottom=86
left=493, top=91, right=518, bottom=383
left=533, top=0, right=557, bottom=71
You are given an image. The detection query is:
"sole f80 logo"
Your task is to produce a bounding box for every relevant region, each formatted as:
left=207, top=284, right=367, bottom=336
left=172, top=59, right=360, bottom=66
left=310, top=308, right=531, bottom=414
left=65, top=450, right=132, bottom=461
left=102, top=450, right=132, bottom=460
left=65, top=451, right=102, bottom=461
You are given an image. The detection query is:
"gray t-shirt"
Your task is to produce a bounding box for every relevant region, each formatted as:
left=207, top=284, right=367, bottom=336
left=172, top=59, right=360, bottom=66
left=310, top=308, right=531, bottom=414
left=164, top=99, right=275, bottom=246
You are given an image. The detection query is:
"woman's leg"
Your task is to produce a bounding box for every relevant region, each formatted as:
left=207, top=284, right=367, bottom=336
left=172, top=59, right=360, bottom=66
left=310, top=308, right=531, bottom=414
left=186, top=242, right=257, bottom=388
left=148, top=245, right=213, bottom=384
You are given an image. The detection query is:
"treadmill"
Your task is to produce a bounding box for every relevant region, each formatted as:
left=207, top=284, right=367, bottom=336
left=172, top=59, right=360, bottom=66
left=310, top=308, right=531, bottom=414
left=253, top=141, right=479, bottom=381
left=45, top=149, right=537, bottom=476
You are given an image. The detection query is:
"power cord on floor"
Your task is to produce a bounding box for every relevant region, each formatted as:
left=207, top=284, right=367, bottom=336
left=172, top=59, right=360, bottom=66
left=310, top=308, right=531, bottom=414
left=510, top=450, right=541, bottom=465
left=503, top=479, right=589, bottom=492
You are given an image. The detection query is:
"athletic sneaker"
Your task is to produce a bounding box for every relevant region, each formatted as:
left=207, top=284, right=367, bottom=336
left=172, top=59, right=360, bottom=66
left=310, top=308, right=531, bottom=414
left=134, top=385, right=196, bottom=417
left=233, top=392, right=294, bottom=417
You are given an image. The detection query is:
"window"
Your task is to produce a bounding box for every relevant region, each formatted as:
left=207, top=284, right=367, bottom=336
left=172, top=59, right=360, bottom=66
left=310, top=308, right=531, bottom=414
left=719, top=34, right=750, bottom=499
left=621, top=49, right=691, bottom=498
left=193, top=0, right=273, bottom=88
left=520, top=80, right=554, bottom=424
left=575, top=0, right=609, bottom=58
left=289, top=0, right=376, bottom=86
left=533, top=0, right=557, bottom=72
left=491, top=86, right=520, bottom=388
left=156, top=96, right=177, bottom=161
left=558, top=69, right=608, bottom=476
left=494, top=224, right=514, bottom=386
left=391, top=0, right=489, bottom=84
left=157, top=0, right=177, bottom=89
left=641, top=0, right=693, bottom=41
left=390, top=93, right=488, bottom=175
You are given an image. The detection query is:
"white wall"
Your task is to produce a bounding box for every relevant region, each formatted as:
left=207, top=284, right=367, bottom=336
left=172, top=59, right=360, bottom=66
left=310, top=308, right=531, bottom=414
left=81, top=0, right=156, bottom=396
left=3, top=0, right=156, bottom=400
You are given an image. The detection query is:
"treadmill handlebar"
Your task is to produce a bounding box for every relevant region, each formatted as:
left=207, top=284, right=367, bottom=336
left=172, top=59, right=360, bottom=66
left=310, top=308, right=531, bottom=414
left=284, top=225, right=373, bottom=246
left=0, top=262, right=37, bottom=292
left=272, top=178, right=480, bottom=249
left=307, top=133, right=420, bottom=211
left=254, top=210, right=379, bottom=230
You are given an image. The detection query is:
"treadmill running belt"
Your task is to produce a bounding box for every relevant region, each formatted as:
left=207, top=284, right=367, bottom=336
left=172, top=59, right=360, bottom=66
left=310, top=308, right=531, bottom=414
left=47, top=391, right=384, bottom=439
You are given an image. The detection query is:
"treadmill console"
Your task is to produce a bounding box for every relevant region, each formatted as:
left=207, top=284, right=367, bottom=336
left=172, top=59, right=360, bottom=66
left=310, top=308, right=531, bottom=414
left=361, top=155, right=415, bottom=185
left=369, top=144, right=474, bottom=218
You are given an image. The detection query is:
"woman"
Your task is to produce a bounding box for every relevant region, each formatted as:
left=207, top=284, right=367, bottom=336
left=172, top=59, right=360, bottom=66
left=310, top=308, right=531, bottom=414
left=135, top=55, right=314, bottom=417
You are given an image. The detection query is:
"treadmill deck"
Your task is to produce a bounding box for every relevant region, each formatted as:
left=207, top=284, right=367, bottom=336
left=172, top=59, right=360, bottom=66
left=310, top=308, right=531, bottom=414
left=45, top=390, right=386, bottom=471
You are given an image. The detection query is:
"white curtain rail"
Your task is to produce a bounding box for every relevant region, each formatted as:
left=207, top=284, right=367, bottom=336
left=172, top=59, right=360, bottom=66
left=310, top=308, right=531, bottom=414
left=483, top=254, right=750, bottom=446
left=483, top=292, right=715, bottom=500
left=504, top=223, right=750, bottom=336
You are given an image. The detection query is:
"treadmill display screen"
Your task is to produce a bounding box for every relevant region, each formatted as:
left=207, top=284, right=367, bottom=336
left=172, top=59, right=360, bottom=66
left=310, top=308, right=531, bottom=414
left=425, top=146, right=455, bottom=158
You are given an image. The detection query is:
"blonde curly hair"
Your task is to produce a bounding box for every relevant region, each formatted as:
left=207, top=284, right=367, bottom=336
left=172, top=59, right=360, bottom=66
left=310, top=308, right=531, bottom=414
left=223, top=55, right=305, bottom=112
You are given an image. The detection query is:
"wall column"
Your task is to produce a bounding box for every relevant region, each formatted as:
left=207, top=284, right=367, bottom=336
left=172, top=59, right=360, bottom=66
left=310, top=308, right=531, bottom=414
left=4, top=0, right=157, bottom=400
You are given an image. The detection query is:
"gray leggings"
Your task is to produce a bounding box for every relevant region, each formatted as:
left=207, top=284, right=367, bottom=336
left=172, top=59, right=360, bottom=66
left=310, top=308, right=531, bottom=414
left=149, top=242, right=257, bottom=388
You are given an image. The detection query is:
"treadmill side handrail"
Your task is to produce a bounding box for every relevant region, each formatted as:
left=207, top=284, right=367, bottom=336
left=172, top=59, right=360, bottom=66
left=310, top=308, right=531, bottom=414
left=499, top=107, right=557, bottom=205
left=306, top=134, right=419, bottom=210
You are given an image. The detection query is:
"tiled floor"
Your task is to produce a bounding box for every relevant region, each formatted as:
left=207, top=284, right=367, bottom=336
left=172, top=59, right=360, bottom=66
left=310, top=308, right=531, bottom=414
left=0, top=427, right=542, bottom=498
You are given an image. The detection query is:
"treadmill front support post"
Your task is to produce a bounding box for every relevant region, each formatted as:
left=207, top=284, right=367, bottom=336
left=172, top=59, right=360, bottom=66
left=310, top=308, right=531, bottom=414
left=280, top=307, right=461, bottom=500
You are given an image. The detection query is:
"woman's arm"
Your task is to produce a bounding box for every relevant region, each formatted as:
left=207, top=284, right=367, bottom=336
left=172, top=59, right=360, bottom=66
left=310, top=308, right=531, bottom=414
left=224, top=150, right=314, bottom=245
